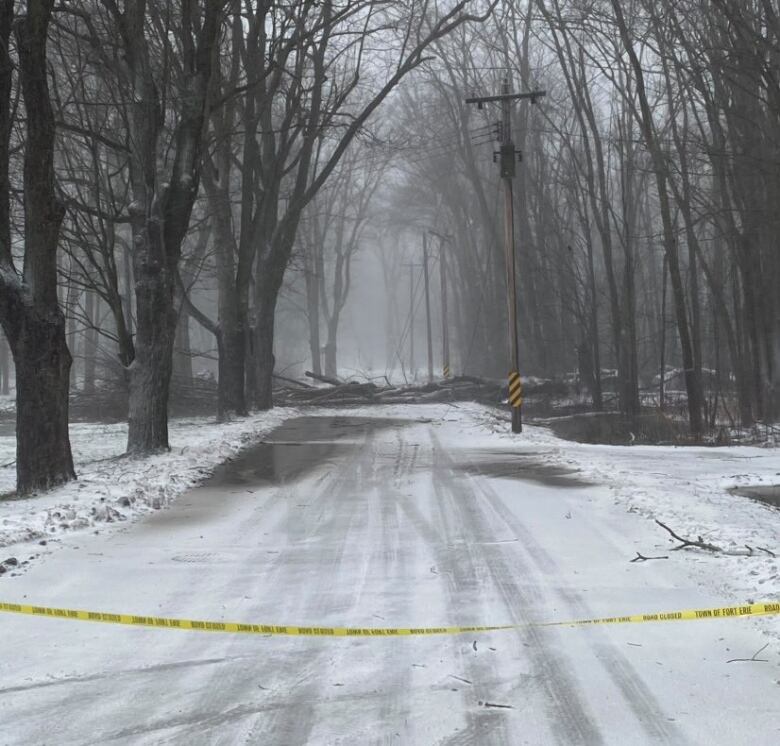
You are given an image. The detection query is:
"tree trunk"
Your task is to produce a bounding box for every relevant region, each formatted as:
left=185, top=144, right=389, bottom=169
left=323, top=330, right=337, bottom=379
left=82, top=288, right=98, bottom=395
left=213, top=220, right=249, bottom=417
left=0, top=332, right=9, bottom=395
left=14, top=313, right=75, bottom=493
left=0, top=0, right=75, bottom=493
left=217, top=319, right=247, bottom=419
left=173, top=306, right=193, bottom=383
left=253, top=290, right=277, bottom=411
left=659, top=253, right=668, bottom=411
left=305, top=242, right=322, bottom=377
left=251, top=243, right=288, bottom=410
left=585, top=232, right=603, bottom=410
left=64, top=264, right=78, bottom=388
left=126, top=237, right=177, bottom=453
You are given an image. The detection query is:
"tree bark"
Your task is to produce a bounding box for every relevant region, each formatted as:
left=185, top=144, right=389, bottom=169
left=218, top=320, right=247, bottom=419
left=173, top=306, right=193, bottom=383
left=323, top=331, right=338, bottom=379
left=0, top=0, right=75, bottom=493
left=304, top=239, right=323, bottom=377
left=126, top=230, right=177, bottom=453
left=0, top=332, right=9, bottom=395
left=252, top=278, right=279, bottom=411
left=204, top=184, right=249, bottom=419
left=83, top=288, right=98, bottom=395
left=13, top=312, right=75, bottom=493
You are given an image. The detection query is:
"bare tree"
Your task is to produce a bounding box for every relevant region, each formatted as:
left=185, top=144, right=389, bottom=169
left=60, top=0, right=225, bottom=452
left=300, top=140, right=389, bottom=378
left=0, top=0, right=75, bottom=493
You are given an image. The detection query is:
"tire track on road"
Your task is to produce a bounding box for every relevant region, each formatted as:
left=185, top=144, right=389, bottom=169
left=241, top=418, right=418, bottom=746
left=429, top=431, right=604, bottom=746
left=452, top=436, right=684, bottom=745
left=96, top=421, right=379, bottom=745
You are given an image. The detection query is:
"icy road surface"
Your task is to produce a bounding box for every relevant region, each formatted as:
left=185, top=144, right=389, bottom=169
left=0, top=411, right=778, bottom=745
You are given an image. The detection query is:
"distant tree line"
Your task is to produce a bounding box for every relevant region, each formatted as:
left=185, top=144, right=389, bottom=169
left=380, top=0, right=780, bottom=438
left=1, top=0, right=778, bottom=495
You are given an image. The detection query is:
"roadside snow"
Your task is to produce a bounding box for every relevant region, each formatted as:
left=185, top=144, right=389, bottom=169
left=0, top=394, right=13, bottom=414
left=450, top=403, right=780, bottom=620
left=2, top=400, right=778, bottom=629
left=0, top=409, right=296, bottom=551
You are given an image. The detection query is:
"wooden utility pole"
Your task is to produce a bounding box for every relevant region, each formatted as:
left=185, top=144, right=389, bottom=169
left=428, top=229, right=451, bottom=379
left=409, top=264, right=415, bottom=379
left=500, top=79, right=521, bottom=432
left=439, top=237, right=450, bottom=379
left=422, top=233, right=434, bottom=384
left=465, top=80, right=545, bottom=434
left=401, top=262, right=419, bottom=379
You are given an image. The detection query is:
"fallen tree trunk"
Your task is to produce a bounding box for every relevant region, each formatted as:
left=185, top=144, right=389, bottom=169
left=274, top=373, right=315, bottom=389
left=273, top=374, right=504, bottom=408
left=304, top=370, right=343, bottom=386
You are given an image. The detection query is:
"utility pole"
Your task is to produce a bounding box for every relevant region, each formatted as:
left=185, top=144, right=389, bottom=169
left=465, top=79, right=545, bottom=433
left=428, top=229, right=452, bottom=379
left=422, top=233, right=434, bottom=384
left=439, top=237, right=450, bottom=379
left=401, top=262, right=420, bottom=380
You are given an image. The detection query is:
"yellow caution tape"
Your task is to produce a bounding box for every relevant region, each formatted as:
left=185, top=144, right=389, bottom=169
left=538, top=601, right=780, bottom=628
left=0, top=601, right=507, bottom=636
left=1, top=600, right=778, bottom=636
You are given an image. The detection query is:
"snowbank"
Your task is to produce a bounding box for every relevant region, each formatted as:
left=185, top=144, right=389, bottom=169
left=0, top=410, right=296, bottom=550
left=0, top=394, right=13, bottom=415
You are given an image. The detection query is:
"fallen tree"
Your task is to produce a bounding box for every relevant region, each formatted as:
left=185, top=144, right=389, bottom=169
left=273, top=375, right=505, bottom=408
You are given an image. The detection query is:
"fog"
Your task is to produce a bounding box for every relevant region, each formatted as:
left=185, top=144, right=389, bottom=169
left=1, top=0, right=778, bottom=493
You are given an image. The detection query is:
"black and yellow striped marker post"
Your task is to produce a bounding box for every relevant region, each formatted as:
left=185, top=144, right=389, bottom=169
left=508, top=370, right=523, bottom=408
left=507, top=370, right=523, bottom=434
left=443, top=364, right=451, bottom=379
left=2, top=600, right=778, bottom=637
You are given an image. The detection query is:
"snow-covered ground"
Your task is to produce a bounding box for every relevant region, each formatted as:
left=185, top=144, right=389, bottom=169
left=433, top=402, right=780, bottom=631
left=1, top=400, right=778, bottom=628
left=306, top=402, right=780, bottom=630
left=1, top=403, right=778, bottom=744
left=0, top=409, right=296, bottom=552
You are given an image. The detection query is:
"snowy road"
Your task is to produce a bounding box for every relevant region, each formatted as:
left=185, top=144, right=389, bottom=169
left=0, top=410, right=778, bottom=744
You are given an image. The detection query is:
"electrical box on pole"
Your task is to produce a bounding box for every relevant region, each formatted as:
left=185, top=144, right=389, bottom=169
left=499, top=143, right=516, bottom=178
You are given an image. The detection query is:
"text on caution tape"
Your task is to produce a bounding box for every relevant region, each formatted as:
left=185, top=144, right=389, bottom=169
left=1, top=600, right=778, bottom=636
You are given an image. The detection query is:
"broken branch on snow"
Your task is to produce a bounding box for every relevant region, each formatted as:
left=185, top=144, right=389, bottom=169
left=630, top=551, right=669, bottom=562
left=726, top=643, right=769, bottom=664
left=654, top=520, right=775, bottom=557
left=655, top=519, right=722, bottom=552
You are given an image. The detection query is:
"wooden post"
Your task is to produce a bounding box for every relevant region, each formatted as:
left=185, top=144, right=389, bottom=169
left=409, top=263, right=415, bottom=378
left=423, top=234, right=434, bottom=384
left=439, top=236, right=450, bottom=378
